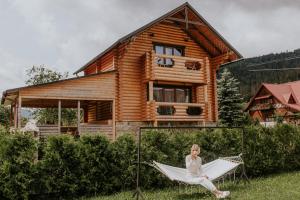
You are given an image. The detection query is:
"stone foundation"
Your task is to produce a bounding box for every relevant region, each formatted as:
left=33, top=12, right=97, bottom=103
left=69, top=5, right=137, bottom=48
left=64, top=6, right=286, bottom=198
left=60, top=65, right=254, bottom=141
left=116, top=121, right=151, bottom=137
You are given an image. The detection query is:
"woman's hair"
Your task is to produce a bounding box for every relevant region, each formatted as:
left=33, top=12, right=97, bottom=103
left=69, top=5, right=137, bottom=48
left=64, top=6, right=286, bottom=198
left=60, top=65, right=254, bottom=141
left=190, top=144, right=200, bottom=154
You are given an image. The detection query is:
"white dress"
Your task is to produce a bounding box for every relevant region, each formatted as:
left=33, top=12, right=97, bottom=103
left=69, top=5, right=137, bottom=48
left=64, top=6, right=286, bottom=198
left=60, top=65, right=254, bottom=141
left=185, top=155, right=217, bottom=192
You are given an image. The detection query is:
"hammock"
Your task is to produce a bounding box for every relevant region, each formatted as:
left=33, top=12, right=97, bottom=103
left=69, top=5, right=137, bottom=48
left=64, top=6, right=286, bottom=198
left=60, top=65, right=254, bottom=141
left=150, top=154, right=244, bottom=185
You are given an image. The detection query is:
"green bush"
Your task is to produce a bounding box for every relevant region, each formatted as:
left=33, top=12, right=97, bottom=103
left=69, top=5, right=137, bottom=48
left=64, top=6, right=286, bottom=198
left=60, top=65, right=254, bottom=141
left=37, top=135, right=82, bottom=198
left=0, top=124, right=300, bottom=199
left=79, top=135, right=114, bottom=195
left=111, top=134, right=137, bottom=190
left=0, top=132, right=36, bottom=200
left=244, top=124, right=300, bottom=176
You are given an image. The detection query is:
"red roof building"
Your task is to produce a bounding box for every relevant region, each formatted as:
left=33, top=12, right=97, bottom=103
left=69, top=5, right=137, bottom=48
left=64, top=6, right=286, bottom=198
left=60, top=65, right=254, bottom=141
left=245, top=80, right=300, bottom=124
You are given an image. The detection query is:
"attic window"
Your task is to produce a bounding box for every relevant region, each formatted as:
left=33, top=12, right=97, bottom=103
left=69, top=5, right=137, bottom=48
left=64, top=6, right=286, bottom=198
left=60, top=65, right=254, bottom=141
left=288, top=95, right=296, bottom=104
left=154, top=44, right=184, bottom=67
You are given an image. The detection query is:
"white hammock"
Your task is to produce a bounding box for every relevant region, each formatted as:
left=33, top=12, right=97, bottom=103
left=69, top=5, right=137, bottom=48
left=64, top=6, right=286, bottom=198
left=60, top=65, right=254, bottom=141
left=151, top=155, right=244, bottom=185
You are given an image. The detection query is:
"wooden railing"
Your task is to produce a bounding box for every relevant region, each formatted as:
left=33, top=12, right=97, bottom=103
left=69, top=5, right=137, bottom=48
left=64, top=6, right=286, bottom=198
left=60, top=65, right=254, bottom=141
left=144, top=51, right=206, bottom=84
left=146, top=101, right=206, bottom=121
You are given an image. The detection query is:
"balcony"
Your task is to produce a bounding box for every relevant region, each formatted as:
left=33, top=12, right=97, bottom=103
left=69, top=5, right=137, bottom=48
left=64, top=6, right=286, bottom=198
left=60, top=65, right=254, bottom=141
left=145, top=101, right=206, bottom=121
left=144, top=51, right=207, bottom=84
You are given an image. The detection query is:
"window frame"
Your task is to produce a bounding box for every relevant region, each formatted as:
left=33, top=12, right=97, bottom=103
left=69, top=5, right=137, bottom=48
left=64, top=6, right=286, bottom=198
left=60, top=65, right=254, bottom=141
left=153, top=84, right=192, bottom=103
left=153, top=43, right=185, bottom=57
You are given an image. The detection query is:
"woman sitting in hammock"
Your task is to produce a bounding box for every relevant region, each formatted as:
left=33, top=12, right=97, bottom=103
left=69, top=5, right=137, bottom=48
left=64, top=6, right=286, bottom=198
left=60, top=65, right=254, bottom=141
left=186, top=144, right=230, bottom=199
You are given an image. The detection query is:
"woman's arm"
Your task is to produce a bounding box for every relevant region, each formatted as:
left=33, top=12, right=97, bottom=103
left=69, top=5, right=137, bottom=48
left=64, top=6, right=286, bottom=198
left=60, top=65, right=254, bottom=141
left=198, top=157, right=209, bottom=179
left=185, top=155, right=192, bottom=168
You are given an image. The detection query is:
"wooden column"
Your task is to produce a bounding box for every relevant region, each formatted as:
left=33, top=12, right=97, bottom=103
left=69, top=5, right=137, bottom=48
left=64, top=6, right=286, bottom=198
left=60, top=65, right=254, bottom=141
left=112, top=100, right=116, bottom=141
left=14, top=103, right=17, bottom=128
left=58, top=100, right=61, bottom=134
left=77, top=100, right=81, bottom=134
left=10, top=104, right=13, bottom=127
left=17, top=96, right=22, bottom=129
left=149, top=81, right=154, bottom=101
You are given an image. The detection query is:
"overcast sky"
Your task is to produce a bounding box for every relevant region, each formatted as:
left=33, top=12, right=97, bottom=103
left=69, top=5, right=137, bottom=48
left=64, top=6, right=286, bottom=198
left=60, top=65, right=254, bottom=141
left=1, top=0, right=300, bottom=95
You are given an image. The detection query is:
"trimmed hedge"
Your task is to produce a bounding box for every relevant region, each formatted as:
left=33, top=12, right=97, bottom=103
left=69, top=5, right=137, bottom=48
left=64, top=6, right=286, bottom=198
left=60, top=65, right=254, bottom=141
left=0, top=124, right=299, bottom=199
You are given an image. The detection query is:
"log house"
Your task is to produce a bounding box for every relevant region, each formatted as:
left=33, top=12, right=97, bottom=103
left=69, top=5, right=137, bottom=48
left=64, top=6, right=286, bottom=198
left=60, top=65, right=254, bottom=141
left=1, top=3, right=242, bottom=139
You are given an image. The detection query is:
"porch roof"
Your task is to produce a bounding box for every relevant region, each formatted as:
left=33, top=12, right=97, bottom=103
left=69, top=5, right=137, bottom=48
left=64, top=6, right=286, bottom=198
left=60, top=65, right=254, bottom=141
left=2, top=70, right=116, bottom=107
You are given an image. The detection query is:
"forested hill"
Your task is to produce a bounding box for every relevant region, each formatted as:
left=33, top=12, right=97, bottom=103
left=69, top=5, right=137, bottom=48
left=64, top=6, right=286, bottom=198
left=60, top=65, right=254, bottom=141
left=221, top=48, right=300, bottom=101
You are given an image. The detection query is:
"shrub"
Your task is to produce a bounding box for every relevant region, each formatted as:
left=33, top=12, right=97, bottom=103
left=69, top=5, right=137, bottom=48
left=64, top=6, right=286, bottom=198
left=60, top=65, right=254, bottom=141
left=111, top=134, right=137, bottom=190
left=78, top=135, right=113, bottom=195
left=37, top=135, right=81, bottom=198
left=0, top=125, right=300, bottom=198
left=0, top=132, right=36, bottom=200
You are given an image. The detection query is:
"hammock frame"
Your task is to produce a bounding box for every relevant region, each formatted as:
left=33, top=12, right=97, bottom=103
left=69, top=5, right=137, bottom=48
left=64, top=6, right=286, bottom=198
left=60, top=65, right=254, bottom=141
left=133, top=126, right=249, bottom=200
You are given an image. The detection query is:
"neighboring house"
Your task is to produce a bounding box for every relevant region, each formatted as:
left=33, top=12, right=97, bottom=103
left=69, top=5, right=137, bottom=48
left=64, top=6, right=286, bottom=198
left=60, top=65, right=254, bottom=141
left=245, top=81, right=300, bottom=125
left=1, top=3, right=241, bottom=139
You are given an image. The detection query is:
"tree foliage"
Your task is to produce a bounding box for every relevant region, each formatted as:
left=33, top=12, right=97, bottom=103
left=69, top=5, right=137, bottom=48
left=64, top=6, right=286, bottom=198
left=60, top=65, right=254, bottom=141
left=26, top=65, right=68, bottom=85
left=217, top=68, right=243, bottom=126
left=25, top=65, right=76, bottom=125
left=223, top=48, right=300, bottom=101
left=0, top=105, right=10, bottom=127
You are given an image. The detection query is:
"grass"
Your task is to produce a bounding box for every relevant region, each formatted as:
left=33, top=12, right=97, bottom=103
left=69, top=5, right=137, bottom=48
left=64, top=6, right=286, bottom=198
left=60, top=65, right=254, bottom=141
left=82, top=171, right=300, bottom=200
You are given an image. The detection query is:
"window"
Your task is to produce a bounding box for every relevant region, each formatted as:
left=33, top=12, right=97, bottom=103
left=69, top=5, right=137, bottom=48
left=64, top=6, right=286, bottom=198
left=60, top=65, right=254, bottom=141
left=154, top=44, right=184, bottom=67
left=153, top=85, right=191, bottom=103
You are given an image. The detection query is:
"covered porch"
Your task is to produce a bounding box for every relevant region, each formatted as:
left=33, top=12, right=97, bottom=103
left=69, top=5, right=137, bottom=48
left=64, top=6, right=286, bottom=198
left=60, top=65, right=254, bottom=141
left=1, top=71, right=116, bottom=140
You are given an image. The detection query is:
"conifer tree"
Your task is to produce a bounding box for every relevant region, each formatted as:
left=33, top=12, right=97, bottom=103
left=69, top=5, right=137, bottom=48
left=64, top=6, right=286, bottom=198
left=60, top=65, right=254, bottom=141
left=217, top=68, right=243, bottom=126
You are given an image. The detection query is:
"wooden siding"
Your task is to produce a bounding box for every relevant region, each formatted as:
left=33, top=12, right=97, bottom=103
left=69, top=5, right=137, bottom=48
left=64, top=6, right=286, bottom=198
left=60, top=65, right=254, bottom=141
left=145, top=101, right=206, bottom=121
left=96, top=101, right=112, bottom=121
left=20, top=73, right=115, bottom=100
left=118, top=22, right=211, bottom=121
left=144, top=51, right=206, bottom=84
left=38, top=125, right=59, bottom=138
left=80, top=124, right=113, bottom=140
left=84, top=51, right=115, bottom=75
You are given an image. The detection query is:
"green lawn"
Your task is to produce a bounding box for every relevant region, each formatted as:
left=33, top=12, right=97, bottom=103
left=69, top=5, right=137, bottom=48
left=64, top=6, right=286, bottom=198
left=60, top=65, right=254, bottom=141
left=83, top=171, right=300, bottom=200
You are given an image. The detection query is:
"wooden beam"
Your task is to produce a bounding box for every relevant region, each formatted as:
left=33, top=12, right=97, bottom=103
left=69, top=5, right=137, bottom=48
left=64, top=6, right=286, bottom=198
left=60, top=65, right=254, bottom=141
left=185, top=7, right=188, bottom=30
left=14, top=103, right=17, bottom=128
left=166, top=17, right=206, bottom=27
left=58, top=100, right=61, bottom=134
left=17, top=96, right=22, bottom=128
left=77, top=100, right=81, bottom=134
left=173, top=21, right=214, bottom=57
left=10, top=104, right=13, bottom=127
left=178, top=13, right=223, bottom=55
left=149, top=81, right=154, bottom=101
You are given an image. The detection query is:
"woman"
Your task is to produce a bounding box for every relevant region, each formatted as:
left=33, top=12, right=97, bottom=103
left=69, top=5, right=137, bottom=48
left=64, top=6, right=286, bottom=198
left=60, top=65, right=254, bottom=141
left=185, top=144, right=230, bottom=199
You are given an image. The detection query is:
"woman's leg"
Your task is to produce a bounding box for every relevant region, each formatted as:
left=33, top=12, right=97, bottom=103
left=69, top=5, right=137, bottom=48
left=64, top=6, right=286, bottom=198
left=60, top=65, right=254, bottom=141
left=198, top=177, right=217, bottom=192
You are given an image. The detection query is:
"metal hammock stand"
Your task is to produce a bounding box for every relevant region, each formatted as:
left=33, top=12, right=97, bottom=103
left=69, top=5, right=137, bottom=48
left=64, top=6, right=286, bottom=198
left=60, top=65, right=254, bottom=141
left=132, top=126, right=250, bottom=200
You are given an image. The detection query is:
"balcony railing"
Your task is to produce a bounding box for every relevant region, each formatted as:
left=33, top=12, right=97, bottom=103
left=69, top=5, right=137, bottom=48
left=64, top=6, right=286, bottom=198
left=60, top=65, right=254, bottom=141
left=144, top=51, right=206, bottom=84
left=145, top=101, right=206, bottom=121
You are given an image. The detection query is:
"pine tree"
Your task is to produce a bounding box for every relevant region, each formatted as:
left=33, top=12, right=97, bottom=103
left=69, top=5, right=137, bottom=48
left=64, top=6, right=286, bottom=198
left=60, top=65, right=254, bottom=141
left=217, top=68, right=243, bottom=126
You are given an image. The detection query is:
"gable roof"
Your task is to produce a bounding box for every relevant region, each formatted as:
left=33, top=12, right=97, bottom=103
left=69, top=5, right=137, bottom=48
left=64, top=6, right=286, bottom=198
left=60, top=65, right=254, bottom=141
left=74, top=2, right=242, bottom=74
left=245, top=80, right=300, bottom=112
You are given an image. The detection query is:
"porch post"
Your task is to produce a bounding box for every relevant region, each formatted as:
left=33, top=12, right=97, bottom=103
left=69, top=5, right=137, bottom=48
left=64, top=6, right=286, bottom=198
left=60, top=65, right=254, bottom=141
left=149, top=81, right=153, bottom=101
left=112, top=100, right=116, bottom=141
left=10, top=104, right=13, bottom=127
left=17, top=96, right=22, bottom=129
left=77, top=100, right=80, bottom=134
left=14, top=103, right=17, bottom=128
left=149, top=81, right=157, bottom=127
left=58, top=100, right=61, bottom=134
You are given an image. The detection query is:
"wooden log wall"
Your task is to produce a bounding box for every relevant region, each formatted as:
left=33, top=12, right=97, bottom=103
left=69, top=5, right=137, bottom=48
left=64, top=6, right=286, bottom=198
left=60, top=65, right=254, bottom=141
left=85, top=51, right=115, bottom=75
left=96, top=101, right=112, bottom=120
left=117, top=22, right=211, bottom=122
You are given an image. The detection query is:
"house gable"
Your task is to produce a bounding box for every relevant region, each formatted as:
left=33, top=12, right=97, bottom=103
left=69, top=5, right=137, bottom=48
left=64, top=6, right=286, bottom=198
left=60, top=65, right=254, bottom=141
left=76, top=2, right=242, bottom=75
